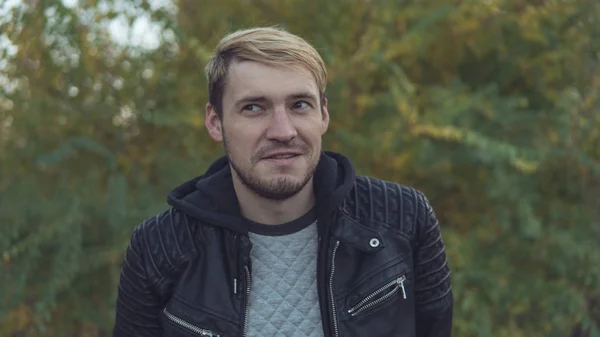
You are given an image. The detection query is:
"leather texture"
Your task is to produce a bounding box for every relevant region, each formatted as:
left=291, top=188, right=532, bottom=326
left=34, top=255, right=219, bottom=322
left=113, top=153, right=453, bottom=337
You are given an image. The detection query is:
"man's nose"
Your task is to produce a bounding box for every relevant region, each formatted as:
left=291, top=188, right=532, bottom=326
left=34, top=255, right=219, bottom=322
left=265, top=107, right=297, bottom=142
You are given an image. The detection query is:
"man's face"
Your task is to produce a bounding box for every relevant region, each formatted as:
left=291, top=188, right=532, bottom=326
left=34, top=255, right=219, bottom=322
left=205, top=60, right=329, bottom=201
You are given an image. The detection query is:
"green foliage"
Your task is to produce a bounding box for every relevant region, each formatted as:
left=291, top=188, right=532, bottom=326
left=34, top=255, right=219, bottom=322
left=1, top=0, right=599, bottom=336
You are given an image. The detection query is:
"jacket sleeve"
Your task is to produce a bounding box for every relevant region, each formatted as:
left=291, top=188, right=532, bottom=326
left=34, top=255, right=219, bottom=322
left=413, top=192, right=454, bottom=337
left=113, top=223, right=163, bottom=336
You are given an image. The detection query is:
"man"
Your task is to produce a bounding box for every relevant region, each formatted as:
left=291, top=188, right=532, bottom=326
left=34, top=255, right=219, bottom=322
left=113, top=27, right=453, bottom=337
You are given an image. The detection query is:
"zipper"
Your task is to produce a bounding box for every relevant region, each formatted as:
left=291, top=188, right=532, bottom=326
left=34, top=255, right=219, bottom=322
left=163, top=308, right=221, bottom=336
left=242, top=265, right=251, bottom=337
left=347, top=275, right=407, bottom=317
left=329, top=240, right=340, bottom=337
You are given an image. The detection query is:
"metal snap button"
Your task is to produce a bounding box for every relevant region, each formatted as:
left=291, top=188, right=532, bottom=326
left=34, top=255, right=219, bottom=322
left=369, top=238, right=380, bottom=248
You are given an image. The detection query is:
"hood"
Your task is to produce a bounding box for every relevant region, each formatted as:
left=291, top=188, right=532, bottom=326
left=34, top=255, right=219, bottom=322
left=166, top=151, right=356, bottom=234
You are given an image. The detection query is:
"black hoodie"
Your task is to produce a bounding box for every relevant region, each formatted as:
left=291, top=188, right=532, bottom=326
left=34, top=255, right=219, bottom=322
left=166, top=150, right=356, bottom=234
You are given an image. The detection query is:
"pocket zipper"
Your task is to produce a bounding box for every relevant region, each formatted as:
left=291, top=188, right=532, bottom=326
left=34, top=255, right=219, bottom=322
left=347, top=275, right=407, bottom=317
left=163, top=308, right=221, bottom=336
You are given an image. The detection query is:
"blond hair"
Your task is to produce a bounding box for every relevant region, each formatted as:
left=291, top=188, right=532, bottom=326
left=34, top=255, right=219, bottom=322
left=204, top=26, right=327, bottom=117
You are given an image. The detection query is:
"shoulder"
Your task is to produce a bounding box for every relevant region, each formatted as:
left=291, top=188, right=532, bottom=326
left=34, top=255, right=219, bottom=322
left=342, top=175, right=433, bottom=238
left=127, top=207, right=202, bottom=282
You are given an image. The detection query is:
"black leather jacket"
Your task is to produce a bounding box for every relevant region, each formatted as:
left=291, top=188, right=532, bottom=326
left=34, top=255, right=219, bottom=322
left=113, top=152, right=453, bottom=337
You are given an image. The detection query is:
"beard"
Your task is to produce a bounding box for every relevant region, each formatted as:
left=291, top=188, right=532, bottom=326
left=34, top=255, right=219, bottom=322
left=223, top=134, right=318, bottom=201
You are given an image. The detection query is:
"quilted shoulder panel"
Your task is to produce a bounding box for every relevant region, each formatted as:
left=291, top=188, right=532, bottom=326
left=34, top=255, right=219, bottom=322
left=342, top=175, right=421, bottom=240
left=136, top=208, right=202, bottom=284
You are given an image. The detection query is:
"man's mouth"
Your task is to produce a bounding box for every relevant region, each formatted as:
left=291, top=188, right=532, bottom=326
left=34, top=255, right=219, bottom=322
left=266, top=154, right=297, bottom=159
left=262, top=152, right=302, bottom=160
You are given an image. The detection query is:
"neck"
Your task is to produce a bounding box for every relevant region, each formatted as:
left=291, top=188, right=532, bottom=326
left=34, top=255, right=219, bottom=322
left=231, top=173, right=315, bottom=225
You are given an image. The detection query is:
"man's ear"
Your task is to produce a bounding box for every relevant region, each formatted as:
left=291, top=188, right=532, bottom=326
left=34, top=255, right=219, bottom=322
left=320, top=96, right=330, bottom=135
left=205, top=103, right=223, bottom=142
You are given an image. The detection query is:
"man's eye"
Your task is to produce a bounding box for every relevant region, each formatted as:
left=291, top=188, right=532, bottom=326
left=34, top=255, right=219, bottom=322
left=242, top=104, right=262, bottom=112
left=293, top=101, right=311, bottom=110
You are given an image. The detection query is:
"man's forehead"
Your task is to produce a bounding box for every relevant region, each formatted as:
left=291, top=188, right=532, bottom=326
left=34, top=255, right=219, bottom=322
left=226, top=61, right=318, bottom=94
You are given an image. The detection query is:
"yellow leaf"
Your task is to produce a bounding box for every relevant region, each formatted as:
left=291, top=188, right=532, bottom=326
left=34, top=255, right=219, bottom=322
left=512, top=158, right=538, bottom=174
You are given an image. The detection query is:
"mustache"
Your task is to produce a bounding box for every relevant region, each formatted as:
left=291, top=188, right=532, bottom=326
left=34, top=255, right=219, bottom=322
left=252, top=142, right=310, bottom=162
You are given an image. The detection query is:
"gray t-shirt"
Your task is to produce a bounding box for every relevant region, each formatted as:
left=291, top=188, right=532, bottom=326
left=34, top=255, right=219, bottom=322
left=245, top=209, right=324, bottom=337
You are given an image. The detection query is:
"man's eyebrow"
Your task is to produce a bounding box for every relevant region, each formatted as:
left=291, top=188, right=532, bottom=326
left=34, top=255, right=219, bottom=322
left=234, top=95, right=269, bottom=107
left=288, top=92, right=318, bottom=102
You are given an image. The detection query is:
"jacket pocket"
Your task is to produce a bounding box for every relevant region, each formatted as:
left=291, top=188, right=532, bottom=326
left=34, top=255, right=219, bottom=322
left=347, top=274, right=407, bottom=318
left=163, top=308, right=222, bottom=337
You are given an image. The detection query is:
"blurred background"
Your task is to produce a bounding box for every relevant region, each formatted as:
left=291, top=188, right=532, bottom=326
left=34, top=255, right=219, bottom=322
left=0, top=0, right=599, bottom=336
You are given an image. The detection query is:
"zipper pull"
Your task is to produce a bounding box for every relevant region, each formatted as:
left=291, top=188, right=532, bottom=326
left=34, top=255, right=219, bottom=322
left=398, top=277, right=407, bottom=299
left=234, top=278, right=238, bottom=294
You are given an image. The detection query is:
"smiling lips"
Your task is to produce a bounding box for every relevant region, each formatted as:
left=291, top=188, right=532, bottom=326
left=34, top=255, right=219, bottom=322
left=261, top=151, right=303, bottom=163
left=264, top=151, right=300, bottom=159
left=263, top=151, right=302, bottom=159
